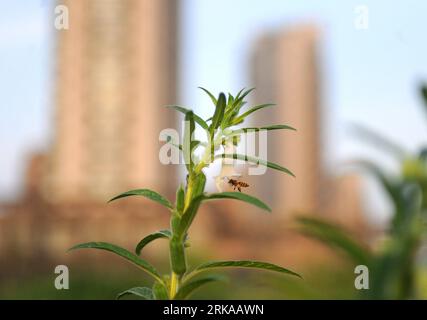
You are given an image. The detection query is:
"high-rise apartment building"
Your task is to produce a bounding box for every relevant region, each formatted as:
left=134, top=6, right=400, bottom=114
left=43, top=0, right=179, bottom=202
left=250, top=25, right=322, bottom=216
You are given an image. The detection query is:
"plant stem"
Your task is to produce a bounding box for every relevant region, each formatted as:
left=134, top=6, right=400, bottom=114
left=170, top=272, right=179, bottom=299
left=183, top=175, right=194, bottom=212
left=169, top=137, right=210, bottom=299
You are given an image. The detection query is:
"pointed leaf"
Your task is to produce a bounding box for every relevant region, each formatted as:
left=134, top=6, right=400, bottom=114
left=198, top=87, right=217, bottom=106
left=233, top=87, right=255, bottom=108
left=183, top=111, right=196, bottom=170
left=201, top=192, right=271, bottom=212
left=227, top=93, right=235, bottom=108
left=174, top=274, right=226, bottom=300
left=234, top=87, right=246, bottom=101
left=222, top=88, right=255, bottom=126
left=230, top=124, right=296, bottom=135
left=177, top=180, right=267, bottom=237
left=232, top=103, right=275, bottom=124
left=188, top=260, right=301, bottom=280
left=166, top=105, right=209, bottom=130
left=210, top=93, right=227, bottom=132
left=109, top=189, right=173, bottom=209
left=117, top=287, right=153, bottom=300
left=191, top=140, right=201, bottom=151
left=185, top=110, right=196, bottom=137
left=135, top=230, right=172, bottom=255
left=216, top=154, right=295, bottom=177
left=68, top=242, right=162, bottom=282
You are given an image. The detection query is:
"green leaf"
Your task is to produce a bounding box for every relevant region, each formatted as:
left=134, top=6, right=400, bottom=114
left=349, top=160, right=400, bottom=207
left=296, top=216, right=372, bottom=265
left=182, top=111, right=196, bottom=170
left=117, top=287, right=153, bottom=300
left=230, top=124, right=296, bottom=135
left=210, top=93, right=227, bottom=132
left=174, top=274, right=226, bottom=300
left=232, top=103, right=275, bottom=125
left=215, top=153, right=295, bottom=177
left=135, top=230, right=172, bottom=256
left=188, top=260, right=301, bottom=280
left=349, top=160, right=420, bottom=233
left=421, top=85, right=427, bottom=107
left=68, top=242, right=162, bottom=282
left=233, top=87, right=255, bottom=108
left=191, top=140, right=201, bottom=152
left=227, top=93, right=235, bottom=108
left=234, top=87, right=246, bottom=101
left=201, top=192, right=271, bottom=212
left=167, top=105, right=209, bottom=130
left=185, top=110, right=196, bottom=137
left=419, top=147, right=427, bottom=162
left=108, top=189, right=173, bottom=209
left=198, top=87, right=217, bottom=106
left=222, top=88, right=254, bottom=127
left=350, top=123, right=406, bottom=159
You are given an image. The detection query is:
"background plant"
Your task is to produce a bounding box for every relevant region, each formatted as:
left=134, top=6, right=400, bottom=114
left=69, top=88, right=301, bottom=300
left=296, top=85, right=427, bottom=299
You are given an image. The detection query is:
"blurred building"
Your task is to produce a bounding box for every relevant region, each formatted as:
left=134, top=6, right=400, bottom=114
left=250, top=25, right=322, bottom=215
left=0, top=0, right=180, bottom=276
left=246, top=25, right=366, bottom=230
left=43, top=0, right=179, bottom=203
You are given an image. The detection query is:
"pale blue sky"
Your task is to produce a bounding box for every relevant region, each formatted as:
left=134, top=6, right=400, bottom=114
left=1, top=0, right=427, bottom=223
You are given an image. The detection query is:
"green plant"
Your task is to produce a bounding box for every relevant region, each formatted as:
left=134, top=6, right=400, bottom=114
left=295, top=84, right=427, bottom=299
left=69, top=88, right=301, bottom=300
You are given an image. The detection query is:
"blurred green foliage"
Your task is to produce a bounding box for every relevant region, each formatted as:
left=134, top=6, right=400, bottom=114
left=4, top=264, right=427, bottom=300
left=0, top=264, right=356, bottom=300
left=296, top=85, right=427, bottom=299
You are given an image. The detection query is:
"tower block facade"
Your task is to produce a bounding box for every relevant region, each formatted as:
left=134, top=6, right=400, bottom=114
left=251, top=26, right=322, bottom=216
left=43, top=0, right=179, bottom=203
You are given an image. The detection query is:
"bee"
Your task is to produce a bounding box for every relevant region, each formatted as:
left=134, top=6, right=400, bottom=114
left=226, top=177, right=250, bottom=192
